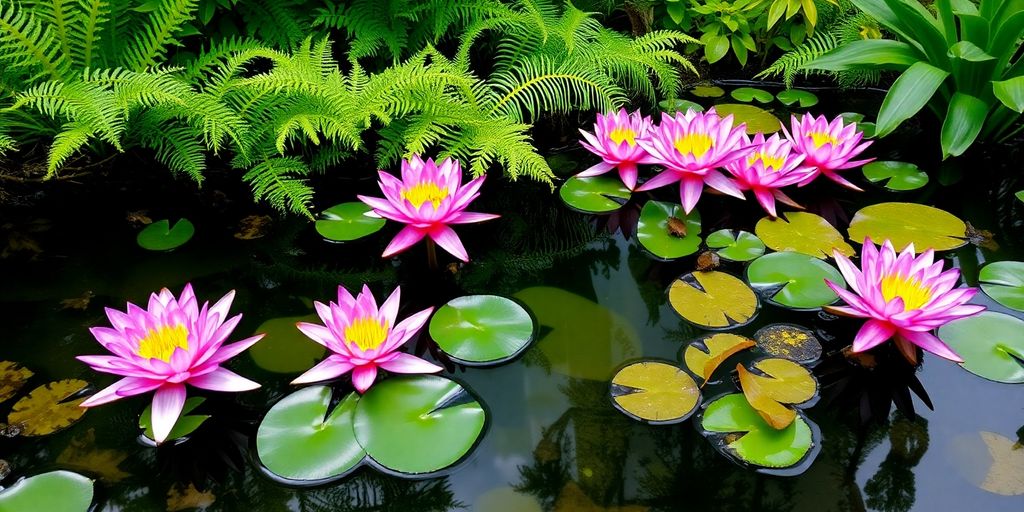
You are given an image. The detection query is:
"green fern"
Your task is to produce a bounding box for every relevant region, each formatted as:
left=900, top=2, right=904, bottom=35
left=242, top=156, right=313, bottom=216
left=0, top=3, right=69, bottom=81
left=756, top=31, right=838, bottom=87
left=122, top=0, right=199, bottom=71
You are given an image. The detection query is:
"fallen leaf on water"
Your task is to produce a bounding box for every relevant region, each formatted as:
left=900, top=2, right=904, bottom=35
left=56, top=428, right=130, bottom=482
left=554, top=481, right=647, bottom=512
left=60, top=291, right=94, bottom=311
left=978, top=432, right=1024, bottom=496
left=965, top=222, right=999, bottom=251
left=167, top=482, right=216, bottom=511
left=125, top=210, right=153, bottom=226
left=737, top=359, right=816, bottom=429
left=234, top=215, right=272, bottom=240
left=0, top=361, right=33, bottom=403
left=683, top=333, right=755, bottom=383
left=7, top=379, right=88, bottom=436
left=2, top=231, right=42, bottom=258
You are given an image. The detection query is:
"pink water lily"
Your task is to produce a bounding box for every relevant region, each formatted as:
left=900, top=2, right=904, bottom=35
left=825, top=239, right=985, bottom=364
left=636, top=108, right=749, bottom=214
left=77, top=284, right=263, bottom=443
left=724, top=132, right=811, bottom=218
left=292, top=284, right=441, bottom=393
left=784, top=113, right=873, bottom=190
left=358, top=155, right=499, bottom=262
left=577, top=109, right=657, bottom=190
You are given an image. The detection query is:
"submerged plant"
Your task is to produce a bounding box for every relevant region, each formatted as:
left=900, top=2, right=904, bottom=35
left=577, top=109, right=656, bottom=190
left=77, top=285, right=263, bottom=444
left=724, top=132, right=809, bottom=217
left=825, top=239, right=985, bottom=364
left=784, top=113, right=872, bottom=191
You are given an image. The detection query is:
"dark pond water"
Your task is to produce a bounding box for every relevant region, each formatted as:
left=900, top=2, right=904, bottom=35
left=1, top=86, right=1023, bottom=511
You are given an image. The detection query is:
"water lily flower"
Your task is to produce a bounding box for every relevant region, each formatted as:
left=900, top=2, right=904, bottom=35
left=292, top=285, right=440, bottom=393
left=724, top=132, right=811, bottom=218
left=77, top=285, right=263, bottom=444
left=824, top=239, right=985, bottom=363
left=577, top=109, right=657, bottom=190
left=358, top=155, right=499, bottom=262
left=636, top=108, right=749, bottom=214
left=784, top=113, right=873, bottom=190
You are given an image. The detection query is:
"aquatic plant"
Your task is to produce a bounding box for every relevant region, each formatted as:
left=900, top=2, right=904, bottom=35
left=784, top=113, right=873, bottom=190
left=358, top=155, right=499, bottom=262
left=724, top=132, right=809, bottom=217
left=292, top=285, right=440, bottom=392
left=825, top=239, right=985, bottom=364
left=577, top=109, right=656, bottom=190
left=77, top=284, right=263, bottom=443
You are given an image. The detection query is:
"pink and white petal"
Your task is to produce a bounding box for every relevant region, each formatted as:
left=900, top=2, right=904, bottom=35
left=679, top=176, right=705, bottom=214
left=753, top=188, right=778, bottom=217
left=823, top=305, right=868, bottom=318
left=116, top=377, right=166, bottom=396
left=187, top=367, right=260, bottom=392
left=199, top=334, right=265, bottom=367
left=618, top=163, right=639, bottom=190
left=851, top=319, right=897, bottom=352
left=429, top=225, right=470, bottom=262
left=772, top=188, right=803, bottom=209
left=150, top=384, right=188, bottom=444
left=80, top=377, right=150, bottom=407
left=449, top=212, right=501, bottom=224
left=351, top=365, right=379, bottom=394
left=379, top=287, right=402, bottom=329
left=291, top=356, right=355, bottom=385
left=899, top=330, right=963, bottom=362
left=703, top=169, right=746, bottom=199
left=382, top=225, right=428, bottom=259
left=88, top=327, right=135, bottom=358
left=635, top=169, right=682, bottom=192
left=382, top=307, right=434, bottom=353
left=820, top=170, right=864, bottom=191
left=378, top=352, right=443, bottom=374
left=296, top=322, right=344, bottom=353
left=208, top=290, right=236, bottom=326
left=575, top=161, right=615, bottom=178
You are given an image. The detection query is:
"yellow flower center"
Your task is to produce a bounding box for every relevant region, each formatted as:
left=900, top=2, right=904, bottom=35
left=748, top=151, right=786, bottom=171
left=401, top=182, right=448, bottom=209
left=344, top=317, right=390, bottom=352
left=880, top=275, right=932, bottom=311
left=137, top=324, right=189, bottom=362
left=809, top=131, right=839, bottom=149
left=608, top=127, right=637, bottom=146
left=674, top=133, right=714, bottom=158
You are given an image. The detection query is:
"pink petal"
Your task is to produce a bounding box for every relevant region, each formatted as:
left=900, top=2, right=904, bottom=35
left=575, top=161, right=615, bottom=177
left=378, top=352, right=443, bottom=374
left=619, top=163, right=639, bottom=190
left=703, top=169, right=745, bottom=199
left=291, top=356, right=355, bottom=385
left=429, top=225, right=469, bottom=262
left=636, top=169, right=681, bottom=192
left=900, top=329, right=963, bottom=362
left=851, top=319, right=896, bottom=352
left=150, top=384, right=187, bottom=444
left=351, top=365, right=378, bottom=393
left=449, top=212, right=500, bottom=224
left=753, top=188, right=778, bottom=217
left=187, top=367, right=260, bottom=392
left=379, top=287, right=402, bottom=329
left=199, top=334, right=264, bottom=367
left=207, top=290, right=236, bottom=325
left=80, top=377, right=153, bottom=407
left=381, top=225, right=427, bottom=258
left=381, top=307, right=434, bottom=353
left=678, top=176, right=704, bottom=214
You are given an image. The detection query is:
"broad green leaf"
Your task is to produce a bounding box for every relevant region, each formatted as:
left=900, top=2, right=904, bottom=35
left=248, top=315, right=327, bottom=373
left=7, top=379, right=88, bottom=436
left=730, top=87, right=774, bottom=104
left=754, top=324, right=822, bottom=363
left=1017, top=190, right=1024, bottom=203
left=136, top=219, right=194, bottom=251
left=683, top=333, right=756, bottom=383
left=755, top=212, right=855, bottom=259
left=706, top=229, right=765, bottom=261
left=775, top=89, right=819, bottom=108
left=979, top=261, right=1024, bottom=311
left=0, top=361, right=33, bottom=403
left=802, top=39, right=920, bottom=71
left=140, top=397, right=208, bottom=443
left=875, top=62, right=950, bottom=137
left=993, top=77, right=1024, bottom=113
left=847, top=202, right=967, bottom=250
left=704, top=35, right=730, bottom=63
left=690, top=85, right=726, bottom=98
left=429, top=295, right=536, bottom=365
left=636, top=201, right=702, bottom=260
left=0, top=471, right=93, bottom=512
left=559, top=176, right=630, bottom=213
left=948, top=41, right=995, bottom=61
left=937, top=311, right=1024, bottom=383
left=659, top=99, right=705, bottom=114
left=668, top=271, right=759, bottom=329
left=746, top=251, right=846, bottom=310
left=737, top=358, right=817, bottom=429
left=862, top=160, right=930, bottom=191
left=610, top=361, right=701, bottom=423
left=315, top=202, right=386, bottom=242
left=701, top=393, right=814, bottom=469
left=940, top=92, right=988, bottom=158
left=712, top=104, right=782, bottom=134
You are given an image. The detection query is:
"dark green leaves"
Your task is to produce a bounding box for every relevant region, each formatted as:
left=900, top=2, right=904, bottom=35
left=775, top=89, right=819, bottom=108
left=0, top=471, right=93, bottom=512
left=875, top=62, right=949, bottom=138
left=700, top=394, right=816, bottom=469
left=136, top=219, right=194, bottom=251
left=140, top=397, right=208, bottom=443
left=937, top=312, right=1024, bottom=383
left=940, top=92, right=987, bottom=158
left=730, top=87, right=773, bottom=104
left=980, top=262, right=1024, bottom=311
left=706, top=229, right=765, bottom=262
left=559, top=176, right=630, bottom=213
left=429, top=295, right=536, bottom=365
left=315, top=202, right=386, bottom=242
left=993, top=77, right=1024, bottom=113
left=862, top=161, right=930, bottom=191
left=636, top=201, right=701, bottom=260
left=746, top=251, right=845, bottom=310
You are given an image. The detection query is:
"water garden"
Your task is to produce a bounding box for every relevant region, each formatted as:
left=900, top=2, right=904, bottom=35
left=0, top=1, right=1023, bottom=511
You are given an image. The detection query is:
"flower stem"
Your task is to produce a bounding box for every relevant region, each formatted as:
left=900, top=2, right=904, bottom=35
left=426, top=238, right=438, bottom=270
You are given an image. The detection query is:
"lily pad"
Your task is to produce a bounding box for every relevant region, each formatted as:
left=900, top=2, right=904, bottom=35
left=0, top=470, right=93, bottom=512
left=839, top=112, right=866, bottom=124
left=706, top=229, right=765, bottom=262
left=737, top=358, right=817, bottom=429
left=7, top=379, right=88, bottom=436
left=0, top=361, right=33, bottom=403
left=701, top=393, right=814, bottom=469
left=753, top=324, right=822, bottom=364
left=690, top=85, right=725, bottom=98
left=668, top=271, right=759, bottom=329
left=636, top=201, right=702, bottom=260
left=746, top=251, right=845, bottom=310
left=1016, top=190, right=1024, bottom=203
left=315, top=202, right=387, bottom=242
left=979, top=261, right=1024, bottom=312
left=862, top=161, right=930, bottom=191
left=353, top=375, right=486, bottom=475
left=711, top=104, right=782, bottom=134
left=776, top=89, right=819, bottom=108
left=428, top=295, right=536, bottom=365
left=730, top=87, right=774, bottom=104
left=952, top=431, right=1024, bottom=496
left=683, top=333, right=756, bottom=383
left=136, top=219, right=194, bottom=251
left=609, top=360, right=701, bottom=424
left=847, top=202, right=967, bottom=251
left=256, top=386, right=365, bottom=482
left=659, top=99, right=705, bottom=114
left=140, top=397, right=208, bottom=443
left=559, top=176, right=631, bottom=214
left=248, top=314, right=327, bottom=374
left=755, top=212, right=855, bottom=259
left=937, top=311, right=1024, bottom=383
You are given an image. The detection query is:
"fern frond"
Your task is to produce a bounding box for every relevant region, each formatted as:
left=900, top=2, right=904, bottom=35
left=237, top=0, right=306, bottom=49
left=755, top=31, right=838, bottom=87
left=46, top=121, right=92, bottom=173
left=122, top=0, right=199, bottom=71
left=0, top=132, right=17, bottom=155
left=72, top=0, right=107, bottom=68
left=136, top=121, right=206, bottom=182
left=242, top=156, right=314, bottom=217
left=0, top=3, right=69, bottom=81
left=11, top=79, right=124, bottom=152
left=487, top=57, right=623, bottom=122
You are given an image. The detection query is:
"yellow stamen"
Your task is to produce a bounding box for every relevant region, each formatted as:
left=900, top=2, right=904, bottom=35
left=401, top=182, right=449, bottom=209
left=880, top=275, right=932, bottom=310
left=344, top=317, right=389, bottom=352
left=608, top=127, right=637, bottom=146
left=809, top=131, right=839, bottom=149
left=674, top=133, right=714, bottom=158
left=748, top=151, right=786, bottom=171
left=137, top=324, right=189, bottom=361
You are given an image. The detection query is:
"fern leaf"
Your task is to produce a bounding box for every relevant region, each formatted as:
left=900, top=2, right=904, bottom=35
left=122, top=0, right=199, bottom=71
left=242, top=156, right=314, bottom=217
left=46, top=121, right=93, bottom=174
left=0, top=3, right=69, bottom=81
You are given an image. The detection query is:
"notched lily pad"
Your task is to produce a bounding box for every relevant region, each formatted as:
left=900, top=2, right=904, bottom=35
left=862, top=161, right=929, bottom=191
left=136, top=219, right=194, bottom=251
left=668, top=271, right=759, bottom=329
left=746, top=251, right=845, bottom=310
left=0, top=361, right=33, bottom=403
left=847, top=202, right=967, bottom=251
left=754, top=324, right=822, bottom=364
left=737, top=358, right=817, bottom=429
left=700, top=393, right=816, bottom=470
left=712, top=104, right=782, bottom=134
left=730, top=87, right=774, bottom=104
left=429, top=295, right=536, bottom=365
left=610, top=361, right=701, bottom=424
left=660, top=99, right=705, bottom=114
left=636, top=201, right=702, bottom=260
left=7, top=379, right=89, bottom=436
left=683, top=333, right=756, bottom=384
left=140, top=397, right=208, bottom=443
left=315, top=202, right=387, bottom=242
left=776, top=89, right=819, bottom=108
left=937, top=311, right=1024, bottom=383
left=0, top=470, right=93, bottom=512
left=706, top=229, right=765, bottom=262
left=756, top=212, right=855, bottom=259
left=690, top=85, right=725, bottom=98
left=559, top=176, right=631, bottom=214
left=979, top=261, right=1024, bottom=312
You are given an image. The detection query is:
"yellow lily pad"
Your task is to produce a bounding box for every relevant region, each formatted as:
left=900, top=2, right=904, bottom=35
left=736, top=358, right=817, bottom=430
left=753, top=324, right=822, bottom=364
left=683, top=333, right=756, bottom=384
left=7, top=379, right=89, bottom=436
left=755, top=212, right=855, bottom=259
left=0, top=361, right=33, bottom=403
left=953, top=431, right=1024, bottom=496
left=668, top=271, right=759, bottom=329
left=847, top=202, right=967, bottom=251
left=712, top=104, right=782, bottom=134
left=610, top=361, right=700, bottom=424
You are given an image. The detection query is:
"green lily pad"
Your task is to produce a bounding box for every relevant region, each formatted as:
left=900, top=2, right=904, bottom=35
left=315, top=202, right=387, bottom=242
left=701, top=393, right=815, bottom=469
left=711, top=104, right=782, bottom=134
left=776, top=89, right=819, bottom=108
left=730, top=87, right=774, bottom=104
left=706, top=229, right=765, bottom=262
left=248, top=314, right=327, bottom=373
left=979, top=261, right=1024, bottom=312
left=839, top=112, right=866, bottom=124
left=756, top=212, right=855, bottom=259
left=1016, top=190, right=1024, bottom=203
left=746, top=252, right=846, bottom=310
left=136, top=219, right=194, bottom=251
left=428, top=295, right=536, bottom=365
left=847, top=202, right=967, bottom=251
left=610, top=360, right=701, bottom=424
left=691, top=85, right=725, bottom=98
left=753, top=324, right=822, bottom=364
left=659, top=99, right=705, bottom=114
left=140, top=397, right=208, bottom=443
left=256, top=386, right=365, bottom=482
left=559, top=176, right=631, bottom=214
left=937, top=311, right=1024, bottom=383
left=668, top=271, right=759, bottom=329
left=353, top=375, right=486, bottom=475
left=0, top=361, right=33, bottom=404
left=636, top=201, right=702, bottom=260
left=0, top=470, right=93, bottom=512
left=862, top=161, right=929, bottom=191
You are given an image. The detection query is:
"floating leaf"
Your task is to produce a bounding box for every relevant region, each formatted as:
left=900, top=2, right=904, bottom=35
left=610, top=361, right=701, bottom=424
left=1016, top=190, right=1024, bottom=203
left=428, top=295, right=536, bottom=365
left=746, top=251, right=845, bottom=310
left=660, top=99, right=705, bottom=114
left=314, top=202, right=386, bottom=242
left=353, top=375, right=486, bottom=475
left=839, top=112, right=865, bottom=124
left=862, top=161, right=929, bottom=191
left=167, top=483, right=216, bottom=511
left=683, top=333, right=756, bottom=383
left=0, top=361, right=32, bottom=403
left=257, top=386, right=365, bottom=482
left=753, top=324, right=822, bottom=364
left=136, top=219, right=194, bottom=251
left=952, top=431, right=1024, bottom=496
left=0, top=470, right=93, bottom=512
left=234, top=214, right=272, bottom=240
left=737, top=358, right=817, bottom=429
left=701, top=393, right=814, bottom=469
left=248, top=314, right=326, bottom=374
left=559, top=176, right=631, bottom=213
left=690, top=85, right=725, bottom=98
left=712, top=104, right=782, bottom=134
left=7, top=379, right=88, bottom=436
left=730, top=87, right=774, bottom=104
left=756, top=212, right=854, bottom=259
left=668, top=271, right=759, bottom=329
left=979, top=261, right=1024, bottom=312
left=56, top=429, right=130, bottom=483
left=706, top=229, right=765, bottom=262
left=847, top=202, right=967, bottom=251
left=636, top=201, right=702, bottom=260
left=140, top=397, right=208, bottom=443
left=776, top=89, right=819, bottom=108
left=937, top=311, right=1024, bottom=383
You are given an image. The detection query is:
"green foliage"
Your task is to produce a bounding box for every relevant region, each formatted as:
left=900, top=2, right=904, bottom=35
left=757, top=10, right=880, bottom=87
